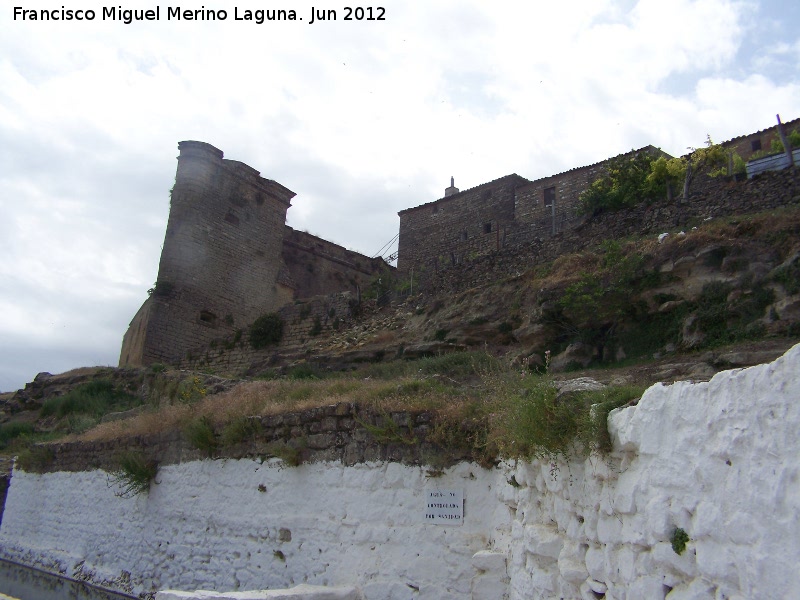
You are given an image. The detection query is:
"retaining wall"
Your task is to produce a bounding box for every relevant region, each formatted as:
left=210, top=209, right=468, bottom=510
left=1, top=345, right=799, bottom=599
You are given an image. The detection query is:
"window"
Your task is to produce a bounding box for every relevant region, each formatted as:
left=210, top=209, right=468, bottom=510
left=461, top=230, right=468, bottom=241
left=483, top=222, right=492, bottom=234
left=751, top=139, right=762, bottom=152
left=199, top=310, right=217, bottom=326
left=432, top=204, right=439, bottom=215
left=544, top=187, right=556, bottom=208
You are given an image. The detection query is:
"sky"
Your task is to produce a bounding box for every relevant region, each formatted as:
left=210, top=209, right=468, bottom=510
left=1, top=0, right=799, bottom=392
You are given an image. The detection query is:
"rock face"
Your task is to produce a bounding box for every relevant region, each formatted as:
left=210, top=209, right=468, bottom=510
left=1, top=345, right=799, bottom=600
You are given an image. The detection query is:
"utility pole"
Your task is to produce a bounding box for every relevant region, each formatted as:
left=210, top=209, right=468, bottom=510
left=777, top=114, right=795, bottom=168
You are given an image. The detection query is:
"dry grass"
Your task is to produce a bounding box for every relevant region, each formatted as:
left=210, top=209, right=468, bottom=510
left=74, top=376, right=472, bottom=443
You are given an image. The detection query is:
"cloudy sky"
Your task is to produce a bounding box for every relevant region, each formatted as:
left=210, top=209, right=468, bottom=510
left=1, top=0, right=799, bottom=391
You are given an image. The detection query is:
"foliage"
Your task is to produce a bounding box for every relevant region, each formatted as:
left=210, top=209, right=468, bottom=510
left=355, top=411, right=418, bottom=445
left=760, top=128, right=800, bottom=156
left=671, top=527, right=690, bottom=555
left=580, top=150, right=663, bottom=215
left=648, top=135, right=728, bottom=200
left=15, top=445, right=54, bottom=472
left=575, top=386, right=645, bottom=453
left=40, top=380, right=141, bottom=421
left=0, top=422, right=34, bottom=450
left=263, top=442, right=302, bottom=466
left=147, top=279, right=174, bottom=297
left=771, top=255, right=800, bottom=295
left=177, top=376, right=207, bottom=403
left=491, top=373, right=644, bottom=463
left=249, top=313, right=284, bottom=349
left=185, top=416, right=218, bottom=457
left=107, top=451, right=158, bottom=498
left=694, top=280, right=774, bottom=347
left=221, top=417, right=262, bottom=446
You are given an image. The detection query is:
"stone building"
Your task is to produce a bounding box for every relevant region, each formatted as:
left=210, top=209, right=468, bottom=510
left=397, top=117, right=800, bottom=275
left=397, top=146, right=664, bottom=274
left=120, top=141, right=387, bottom=367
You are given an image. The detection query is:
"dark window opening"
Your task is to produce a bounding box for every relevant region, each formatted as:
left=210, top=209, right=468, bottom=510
left=751, top=139, right=762, bottom=152
left=432, top=204, right=439, bottom=215
left=255, top=193, right=265, bottom=206
left=544, top=187, right=556, bottom=208
left=224, top=211, right=240, bottom=226
left=483, top=222, right=492, bottom=234
left=461, top=230, right=468, bottom=241
left=199, top=310, right=217, bottom=325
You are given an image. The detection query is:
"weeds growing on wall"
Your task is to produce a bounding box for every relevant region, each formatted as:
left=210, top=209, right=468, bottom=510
left=221, top=416, right=262, bottom=446
left=107, top=451, right=158, bottom=498
left=671, top=527, right=690, bottom=555
left=15, top=445, right=55, bottom=472
left=185, top=416, right=218, bottom=457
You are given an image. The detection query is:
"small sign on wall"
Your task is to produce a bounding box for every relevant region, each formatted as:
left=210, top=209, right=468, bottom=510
left=424, top=489, right=463, bottom=525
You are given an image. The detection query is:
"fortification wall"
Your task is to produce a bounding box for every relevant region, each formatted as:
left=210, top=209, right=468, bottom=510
left=282, top=227, right=387, bottom=299
left=120, top=143, right=391, bottom=370
left=2, top=345, right=799, bottom=599
left=178, top=292, right=363, bottom=375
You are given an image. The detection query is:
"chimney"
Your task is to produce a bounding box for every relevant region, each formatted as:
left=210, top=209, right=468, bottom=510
left=444, top=176, right=459, bottom=197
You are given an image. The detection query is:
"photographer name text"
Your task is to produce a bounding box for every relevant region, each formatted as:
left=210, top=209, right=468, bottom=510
left=13, top=5, right=386, bottom=25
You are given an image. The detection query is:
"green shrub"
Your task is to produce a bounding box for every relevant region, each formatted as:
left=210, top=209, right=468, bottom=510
left=250, top=313, right=284, bottom=348
left=575, top=386, right=645, bottom=453
left=147, top=280, right=174, bottom=297
left=15, top=445, right=54, bottom=472
left=0, top=422, right=34, bottom=450
left=221, top=417, right=262, bottom=446
left=185, top=416, right=218, bottom=457
left=40, top=380, right=140, bottom=419
left=107, top=451, right=158, bottom=498
left=500, top=378, right=579, bottom=460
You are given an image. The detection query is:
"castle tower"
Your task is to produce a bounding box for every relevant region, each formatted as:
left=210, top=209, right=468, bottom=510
left=120, top=141, right=296, bottom=366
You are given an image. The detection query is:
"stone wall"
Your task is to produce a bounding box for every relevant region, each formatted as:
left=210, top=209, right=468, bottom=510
left=417, top=166, right=800, bottom=296
left=396, top=148, right=664, bottom=276
left=177, top=291, right=366, bottom=375
left=282, top=228, right=386, bottom=300
left=397, top=175, right=529, bottom=273
left=2, top=345, right=799, bottom=599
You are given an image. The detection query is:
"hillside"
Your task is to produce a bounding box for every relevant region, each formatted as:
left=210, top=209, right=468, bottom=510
left=1, top=201, right=799, bottom=467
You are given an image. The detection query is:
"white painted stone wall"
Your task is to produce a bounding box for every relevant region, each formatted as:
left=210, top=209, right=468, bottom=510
left=0, top=459, right=509, bottom=599
left=499, top=342, right=800, bottom=599
left=2, top=344, right=799, bottom=600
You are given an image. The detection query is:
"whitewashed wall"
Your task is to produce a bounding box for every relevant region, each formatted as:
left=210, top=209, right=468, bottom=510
left=2, top=344, right=799, bottom=600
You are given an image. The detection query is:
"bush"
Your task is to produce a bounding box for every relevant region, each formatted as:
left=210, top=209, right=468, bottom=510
left=0, top=422, right=34, bottom=450
left=40, top=380, right=140, bottom=420
left=579, top=150, right=662, bottom=216
left=250, top=313, right=284, bottom=348
left=107, top=451, right=158, bottom=498
left=185, top=416, right=218, bottom=457
left=221, top=417, right=262, bottom=446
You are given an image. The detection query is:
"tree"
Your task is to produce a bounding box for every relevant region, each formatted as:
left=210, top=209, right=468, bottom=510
left=579, top=150, right=664, bottom=216
left=647, top=135, right=727, bottom=202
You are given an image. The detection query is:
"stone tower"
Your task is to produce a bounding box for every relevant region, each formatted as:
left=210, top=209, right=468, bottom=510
left=120, top=141, right=296, bottom=366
